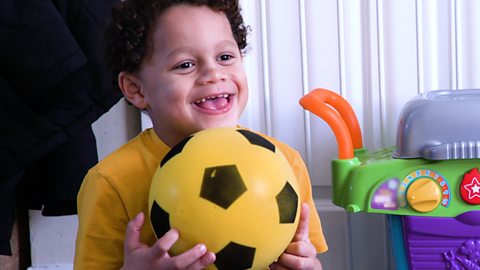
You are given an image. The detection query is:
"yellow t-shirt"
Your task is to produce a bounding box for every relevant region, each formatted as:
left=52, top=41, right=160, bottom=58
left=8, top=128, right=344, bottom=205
left=74, top=128, right=327, bottom=269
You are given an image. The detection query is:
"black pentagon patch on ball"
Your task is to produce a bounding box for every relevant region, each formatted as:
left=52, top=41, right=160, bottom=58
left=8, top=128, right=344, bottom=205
left=160, top=135, right=193, bottom=167
left=200, top=165, right=247, bottom=209
left=150, top=200, right=171, bottom=238
left=214, top=241, right=256, bottom=270
left=276, top=181, right=298, bottom=223
left=236, top=129, right=275, bottom=153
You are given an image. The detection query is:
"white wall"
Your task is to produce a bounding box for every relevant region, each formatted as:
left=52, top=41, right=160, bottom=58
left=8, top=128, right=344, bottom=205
left=28, top=1, right=480, bottom=269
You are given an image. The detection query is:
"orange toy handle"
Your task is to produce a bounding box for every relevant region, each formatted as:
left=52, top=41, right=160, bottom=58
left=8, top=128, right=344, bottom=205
left=299, top=88, right=363, bottom=160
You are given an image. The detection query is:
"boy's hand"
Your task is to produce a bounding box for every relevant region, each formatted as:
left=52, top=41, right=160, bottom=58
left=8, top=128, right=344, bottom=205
left=122, top=212, right=216, bottom=270
left=270, top=203, right=323, bottom=270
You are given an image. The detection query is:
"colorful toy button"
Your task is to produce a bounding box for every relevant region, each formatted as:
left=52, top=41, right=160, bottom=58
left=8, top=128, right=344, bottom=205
left=399, top=169, right=450, bottom=208
left=460, top=168, right=480, bottom=205
left=406, top=178, right=441, bottom=213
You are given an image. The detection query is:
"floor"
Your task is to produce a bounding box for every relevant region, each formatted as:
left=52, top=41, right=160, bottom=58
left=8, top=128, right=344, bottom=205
left=0, top=209, right=31, bottom=270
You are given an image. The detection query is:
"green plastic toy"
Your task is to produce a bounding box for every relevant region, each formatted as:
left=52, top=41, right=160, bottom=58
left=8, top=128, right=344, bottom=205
left=300, top=88, right=480, bottom=217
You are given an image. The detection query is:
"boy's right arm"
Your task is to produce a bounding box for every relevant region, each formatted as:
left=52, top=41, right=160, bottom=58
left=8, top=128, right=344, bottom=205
left=121, top=212, right=216, bottom=270
left=75, top=172, right=129, bottom=270
left=75, top=170, right=216, bottom=270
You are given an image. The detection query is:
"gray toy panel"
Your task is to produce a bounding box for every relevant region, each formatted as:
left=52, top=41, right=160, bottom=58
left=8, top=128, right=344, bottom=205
left=393, top=89, right=480, bottom=160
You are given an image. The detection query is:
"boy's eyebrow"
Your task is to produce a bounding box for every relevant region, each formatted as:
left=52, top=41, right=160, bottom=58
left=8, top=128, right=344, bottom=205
left=162, top=40, right=240, bottom=59
left=214, top=39, right=240, bottom=49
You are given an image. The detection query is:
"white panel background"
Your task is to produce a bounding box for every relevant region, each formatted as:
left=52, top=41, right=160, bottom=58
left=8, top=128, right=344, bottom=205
left=28, top=1, right=480, bottom=269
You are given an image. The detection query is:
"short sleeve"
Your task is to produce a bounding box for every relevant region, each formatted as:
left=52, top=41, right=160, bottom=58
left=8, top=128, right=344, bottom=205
left=289, top=153, right=328, bottom=253
left=74, top=169, right=130, bottom=270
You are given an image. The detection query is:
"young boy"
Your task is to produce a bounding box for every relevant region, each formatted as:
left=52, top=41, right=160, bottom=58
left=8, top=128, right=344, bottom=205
left=74, top=0, right=328, bottom=269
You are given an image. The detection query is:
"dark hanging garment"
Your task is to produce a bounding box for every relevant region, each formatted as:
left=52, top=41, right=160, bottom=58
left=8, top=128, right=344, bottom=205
left=0, top=0, right=122, bottom=255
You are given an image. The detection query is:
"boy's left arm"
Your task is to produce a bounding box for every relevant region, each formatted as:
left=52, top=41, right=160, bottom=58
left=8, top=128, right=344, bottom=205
left=270, top=203, right=323, bottom=270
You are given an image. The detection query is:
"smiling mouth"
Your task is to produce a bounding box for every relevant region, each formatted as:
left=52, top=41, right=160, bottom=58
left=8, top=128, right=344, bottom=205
left=193, top=94, right=232, bottom=111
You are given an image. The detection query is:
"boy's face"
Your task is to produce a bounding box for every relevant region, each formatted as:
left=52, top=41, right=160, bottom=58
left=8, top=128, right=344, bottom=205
left=123, top=4, right=248, bottom=147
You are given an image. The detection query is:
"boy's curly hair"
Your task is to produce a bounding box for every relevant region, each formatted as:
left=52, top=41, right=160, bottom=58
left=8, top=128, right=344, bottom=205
left=104, top=0, right=248, bottom=82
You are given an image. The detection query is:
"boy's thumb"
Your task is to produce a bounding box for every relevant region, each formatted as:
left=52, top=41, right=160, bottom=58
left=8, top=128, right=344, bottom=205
left=125, top=212, right=145, bottom=251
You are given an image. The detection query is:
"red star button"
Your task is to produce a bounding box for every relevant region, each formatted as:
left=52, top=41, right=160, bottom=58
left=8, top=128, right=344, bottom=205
left=460, top=168, right=480, bottom=205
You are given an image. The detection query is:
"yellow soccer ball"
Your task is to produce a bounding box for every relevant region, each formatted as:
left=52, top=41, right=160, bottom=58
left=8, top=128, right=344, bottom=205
left=149, top=127, right=300, bottom=270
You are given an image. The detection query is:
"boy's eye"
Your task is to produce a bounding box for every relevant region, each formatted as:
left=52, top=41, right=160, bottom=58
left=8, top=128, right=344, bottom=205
left=219, top=54, right=233, bottom=61
left=175, top=61, right=194, bottom=69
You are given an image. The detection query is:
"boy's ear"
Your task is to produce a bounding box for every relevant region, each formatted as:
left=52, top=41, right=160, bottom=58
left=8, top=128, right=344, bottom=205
left=118, top=72, right=148, bottom=109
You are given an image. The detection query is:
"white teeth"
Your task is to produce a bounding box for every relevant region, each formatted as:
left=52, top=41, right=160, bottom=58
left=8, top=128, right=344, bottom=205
left=195, top=94, right=230, bottom=104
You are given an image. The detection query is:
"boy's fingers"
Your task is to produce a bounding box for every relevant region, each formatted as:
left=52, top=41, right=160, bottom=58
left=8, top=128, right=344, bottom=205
left=149, top=228, right=180, bottom=258
left=293, top=203, right=310, bottom=242
left=196, top=251, right=216, bottom=268
left=124, top=212, right=145, bottom=251
left=168, top=244, right=214, bottom=269
left=285, top=239, right=317, bottom=257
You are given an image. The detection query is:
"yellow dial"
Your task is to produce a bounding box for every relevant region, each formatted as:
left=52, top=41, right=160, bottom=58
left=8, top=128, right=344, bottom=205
left=406, top=178, right=441, bottom=213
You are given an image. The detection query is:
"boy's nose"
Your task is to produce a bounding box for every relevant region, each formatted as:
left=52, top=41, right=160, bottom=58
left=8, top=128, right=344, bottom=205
left=198, top=66, right=225, bottom=85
